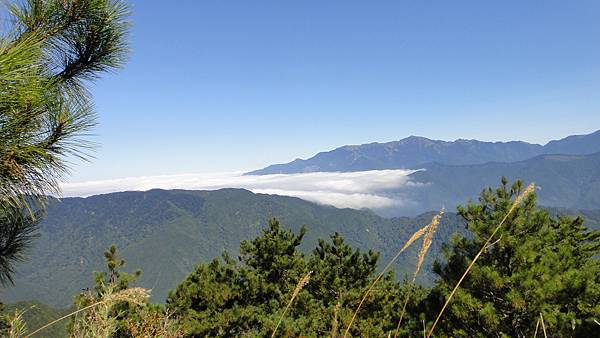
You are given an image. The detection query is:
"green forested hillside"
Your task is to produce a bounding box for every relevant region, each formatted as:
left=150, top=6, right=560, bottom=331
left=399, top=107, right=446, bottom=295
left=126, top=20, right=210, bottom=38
left=0, top=189, right=464, bottom=308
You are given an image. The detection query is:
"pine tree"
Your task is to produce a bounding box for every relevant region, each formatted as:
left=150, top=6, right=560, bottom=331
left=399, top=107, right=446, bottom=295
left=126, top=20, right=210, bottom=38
left=167, top=219, right=422, bottom=337
left=167, top=218, right=307, bottom=336
left=0, top=0, right=130, bottom=285
left=428, top=178, right=600, bottom=337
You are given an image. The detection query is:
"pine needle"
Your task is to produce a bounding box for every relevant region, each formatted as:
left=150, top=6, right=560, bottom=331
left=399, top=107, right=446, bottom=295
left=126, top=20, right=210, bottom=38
left=343, top=211, right=440, bottom=338
left=271, top=271, right=312, bottom=338
left=426, top=183, right=535, bottom=338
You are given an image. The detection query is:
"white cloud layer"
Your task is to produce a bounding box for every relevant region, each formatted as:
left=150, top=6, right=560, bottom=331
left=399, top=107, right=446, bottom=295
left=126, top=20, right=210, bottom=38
left=60, top=169, right=422, bottom=211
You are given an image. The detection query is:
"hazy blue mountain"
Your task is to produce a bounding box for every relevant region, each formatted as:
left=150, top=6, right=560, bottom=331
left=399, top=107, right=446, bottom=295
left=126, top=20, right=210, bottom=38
left=0, top=189, right=465, bottom=308
left=247, top=130, right=600, bottom=175
left=544, top=130, right=600, bottom=154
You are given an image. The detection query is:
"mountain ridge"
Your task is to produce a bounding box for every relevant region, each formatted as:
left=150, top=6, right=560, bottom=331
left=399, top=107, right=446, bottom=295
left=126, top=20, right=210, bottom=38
left=247, top=130, right=600, bottom=175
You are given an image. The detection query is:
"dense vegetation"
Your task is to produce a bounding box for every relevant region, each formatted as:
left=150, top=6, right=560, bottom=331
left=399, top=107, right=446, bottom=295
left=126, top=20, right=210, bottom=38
left=166, top=219, right=423, bottom=337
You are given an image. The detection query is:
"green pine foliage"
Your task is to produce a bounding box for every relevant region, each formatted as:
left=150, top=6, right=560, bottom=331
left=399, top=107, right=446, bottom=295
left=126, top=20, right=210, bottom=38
left=1, top=0, right=130, bottom=207
left=0, top=203, right=38, bottom=285
left=167, top=219, right=425, bottom=337
left=0, top=0, right=130, bottom=287
left=427, top=178, right=600, bottom=337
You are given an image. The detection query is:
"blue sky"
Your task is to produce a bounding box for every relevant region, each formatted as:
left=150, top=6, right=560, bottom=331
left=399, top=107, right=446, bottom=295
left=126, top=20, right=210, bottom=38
left=72, top=0, right=600, bottom=181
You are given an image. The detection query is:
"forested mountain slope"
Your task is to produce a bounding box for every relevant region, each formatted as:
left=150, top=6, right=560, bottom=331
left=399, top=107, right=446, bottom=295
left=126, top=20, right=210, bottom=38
left=408, top=153, right=600, bottom=213
left=1, top=189, right=464, bottom=307
left=3, top=188, right=598, bottom=311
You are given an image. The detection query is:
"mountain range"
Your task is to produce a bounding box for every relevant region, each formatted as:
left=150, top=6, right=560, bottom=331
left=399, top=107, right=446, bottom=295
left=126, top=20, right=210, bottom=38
left=247, top=130, right=600, bottom=215
left=248, top=130, right=600, bottom=175
left=0, top=189, right=464, bottom=308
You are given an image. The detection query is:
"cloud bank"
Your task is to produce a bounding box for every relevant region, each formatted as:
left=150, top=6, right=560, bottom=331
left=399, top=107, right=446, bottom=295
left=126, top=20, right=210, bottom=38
left=60, top=169, right=423, bottom=211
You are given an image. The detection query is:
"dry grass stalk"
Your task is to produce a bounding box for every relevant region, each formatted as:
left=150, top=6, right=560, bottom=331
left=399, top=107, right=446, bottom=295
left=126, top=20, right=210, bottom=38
left=539, top=312, right=547, bottom=338
left=426, top=183, right=535, bottom=338
left=330, top=301, right=342, bottom=338
left=394, top=209, right=444, bottom=337
left=126, top=308, right=184, bottom=338
left=271, top=270, right=313, bottom=338
left=534, top=318, right=540, bottom=337
left=104, top=287, right=149, bottom=306
left=343, top=212, right=440, bottom=338
left=6, top=309, right=28, bottom=338
left=24, top=301, right=104, bottom=338
left=24, top=287, right=150, bottom=338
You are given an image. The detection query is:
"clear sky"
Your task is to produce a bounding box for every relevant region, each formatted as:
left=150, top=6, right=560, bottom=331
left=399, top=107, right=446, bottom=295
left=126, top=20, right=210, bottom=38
left=71, top=0, right=600, bottom=181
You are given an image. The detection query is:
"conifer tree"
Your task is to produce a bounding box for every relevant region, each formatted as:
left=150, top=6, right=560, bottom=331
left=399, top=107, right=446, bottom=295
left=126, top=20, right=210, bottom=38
left=428, top=178, right=600, bottom=337
left=167, top=219, right=422, bottom=337
left=167, top=218, right=307, bottom=336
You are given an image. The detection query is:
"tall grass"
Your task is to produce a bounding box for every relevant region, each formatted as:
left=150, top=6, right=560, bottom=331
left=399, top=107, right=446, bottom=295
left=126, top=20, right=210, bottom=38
left=394, top=209, right=443, bottom=337
left=5, top=308, right=28, bottom=338
left=539, top=312, right=548, bottom=338
left=24, top=286, right=150, bottom=338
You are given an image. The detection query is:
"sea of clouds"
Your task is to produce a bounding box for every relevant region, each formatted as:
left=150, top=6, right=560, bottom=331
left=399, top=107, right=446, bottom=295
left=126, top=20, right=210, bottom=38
left=60, top=169, right=425, bottom=211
